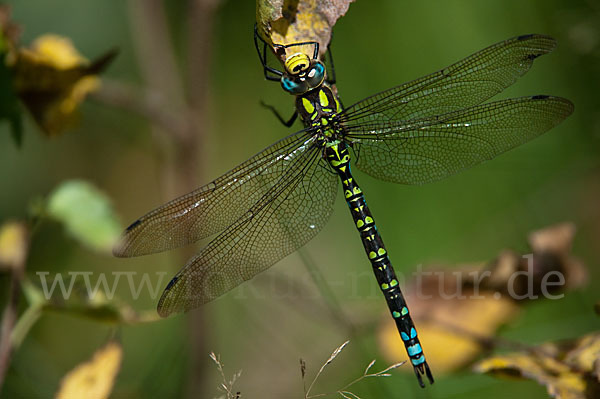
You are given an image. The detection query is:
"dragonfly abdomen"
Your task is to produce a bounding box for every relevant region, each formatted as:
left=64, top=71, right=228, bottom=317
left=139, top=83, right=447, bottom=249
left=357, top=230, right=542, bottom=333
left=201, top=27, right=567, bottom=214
left=324, top=142, right=434, bottom=387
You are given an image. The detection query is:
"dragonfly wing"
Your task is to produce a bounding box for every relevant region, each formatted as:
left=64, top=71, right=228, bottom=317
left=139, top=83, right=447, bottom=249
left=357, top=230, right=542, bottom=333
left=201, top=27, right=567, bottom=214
left=114, top=129, right=317, bottom=257
left=346, top=96, right=573, bottom=184
left=340, top=34, right=556, bottom=124
left=157, top=143, right=339, bottom=316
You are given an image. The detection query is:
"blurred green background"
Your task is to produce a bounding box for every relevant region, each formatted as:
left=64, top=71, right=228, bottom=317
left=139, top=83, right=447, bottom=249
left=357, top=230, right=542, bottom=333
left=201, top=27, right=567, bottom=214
left=1, top=0, right=599, bottom=398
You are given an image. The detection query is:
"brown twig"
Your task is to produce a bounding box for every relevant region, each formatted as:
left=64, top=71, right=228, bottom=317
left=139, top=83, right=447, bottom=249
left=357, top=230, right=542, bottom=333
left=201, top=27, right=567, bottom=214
left=91, top=79, right=191, bottom=143
left=0, top=273, right=22, bottom=391
left=0, top=225, right=29, bottom=393
left=296, top=249, right=357, bottom=334
left=128, top=0, right=186, bottom=114
left=124, top=1, right=221, bottom=398
left=184, top=1, right=221, bottom=398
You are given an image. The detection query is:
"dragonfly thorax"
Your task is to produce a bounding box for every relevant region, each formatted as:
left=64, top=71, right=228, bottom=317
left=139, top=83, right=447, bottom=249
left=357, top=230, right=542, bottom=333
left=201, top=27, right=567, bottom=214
left=296, top=84, right=343, bottom=128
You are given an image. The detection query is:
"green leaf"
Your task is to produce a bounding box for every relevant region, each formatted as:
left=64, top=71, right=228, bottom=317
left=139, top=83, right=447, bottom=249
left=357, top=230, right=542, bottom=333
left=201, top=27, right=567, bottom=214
left=47, top=180, right=121, bottom=252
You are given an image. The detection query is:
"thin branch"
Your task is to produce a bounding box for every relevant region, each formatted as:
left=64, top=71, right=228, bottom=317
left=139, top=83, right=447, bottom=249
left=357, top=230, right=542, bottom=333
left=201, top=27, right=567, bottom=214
left=0, top=226, right=29, bottom=392
left=0, top=272, right=22, bottom=390
left=305, top=341, right=350, bottom=397
left=209, top=352, right=242, bottom=399
left=183, top=0, right=223, bottom=178
left=303, top=342, right=404, bottom=399
left=297, top=248, right=356, bottom=333
left=184, top=1, right=221, bottom=398
left=128, top=0, right=186, bottom=114
left=187, top=0, right=221, bottom=108
left=91, top=79, right=191, bottom=142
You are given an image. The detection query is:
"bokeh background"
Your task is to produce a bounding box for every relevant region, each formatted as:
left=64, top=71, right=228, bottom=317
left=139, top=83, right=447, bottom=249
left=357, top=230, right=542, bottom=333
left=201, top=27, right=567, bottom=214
left=1, top=0, right=599, bottom=398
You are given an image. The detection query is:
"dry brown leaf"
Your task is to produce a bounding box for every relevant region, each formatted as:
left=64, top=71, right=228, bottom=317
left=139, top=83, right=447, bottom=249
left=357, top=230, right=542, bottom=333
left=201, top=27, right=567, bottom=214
left=528, top=223, right=587, bottom=290
left=475, top=353, right=586, bottom=399
left=9, top=34, right=116, bottom=136
left=0, top=4, right=21, bottom=49
left=529, top=222, right=576, bottom=254
left=484, top=223, right=586, bottom=298
left=378, top=287, right=519, bottom=374
left=563, top=333, right=600, bottom=378
left=475, top=332, right=600, bottom=399
left=256, top=0, right=354, bottom=56
left=378, top=223, right=586, bottom=375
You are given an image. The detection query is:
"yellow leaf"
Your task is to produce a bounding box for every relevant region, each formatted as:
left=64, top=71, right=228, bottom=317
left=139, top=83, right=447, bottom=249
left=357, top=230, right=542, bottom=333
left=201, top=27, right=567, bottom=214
left=25, top=34, right=87, bottom=69
left=378, top=223, right=586, bottom=376
left=378, top=289, right=519, bottom=374
left=10, top=34, right=116, bottom=136
left=563, top=333, right=600, bottom=380
left=0, top=221, right=28, bottom=270
left=474, top=332, right=600, bottom=398
left=475, top=352, right=588, bottom=399
left=56, top=340, right=123, bottom=399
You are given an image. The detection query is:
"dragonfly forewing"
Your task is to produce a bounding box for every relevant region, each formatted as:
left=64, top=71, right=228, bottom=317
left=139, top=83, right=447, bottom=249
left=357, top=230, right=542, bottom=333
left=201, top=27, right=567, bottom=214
left=341, top=34, right=557, bottom=124
left=114, top=130, right=318, bottom=257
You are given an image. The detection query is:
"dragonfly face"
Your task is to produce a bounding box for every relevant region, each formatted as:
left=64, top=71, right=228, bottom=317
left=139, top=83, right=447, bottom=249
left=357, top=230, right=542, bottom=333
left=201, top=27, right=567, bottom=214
left=280, top=54, right=326, bottom=95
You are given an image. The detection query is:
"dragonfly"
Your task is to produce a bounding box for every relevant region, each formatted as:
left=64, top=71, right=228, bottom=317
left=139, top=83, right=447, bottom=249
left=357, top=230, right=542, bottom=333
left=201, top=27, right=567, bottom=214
left=114, top=31, right=573, bottom=387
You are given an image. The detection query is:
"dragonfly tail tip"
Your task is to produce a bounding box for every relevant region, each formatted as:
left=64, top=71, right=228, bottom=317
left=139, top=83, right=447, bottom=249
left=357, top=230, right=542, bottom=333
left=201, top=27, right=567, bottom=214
left=414, top=362, right=434, bottom=388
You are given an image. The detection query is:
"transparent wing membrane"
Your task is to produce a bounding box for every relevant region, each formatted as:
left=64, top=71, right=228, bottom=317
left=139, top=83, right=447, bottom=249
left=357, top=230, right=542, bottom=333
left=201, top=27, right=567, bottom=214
left=157, top=145, right=338, bottom=315
left=340, top=34, right=557, bottom=124
left=114, top=130, right=317, bottom=256
left=346, top=96, right=573, bottom=184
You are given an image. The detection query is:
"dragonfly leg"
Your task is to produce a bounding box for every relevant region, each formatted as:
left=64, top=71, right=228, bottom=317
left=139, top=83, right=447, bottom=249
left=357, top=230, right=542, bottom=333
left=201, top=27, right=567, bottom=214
left=325, top=42, right=337, bottom=85
left=260, top=100, right=298, bottom=127
left=253, top=24, right=283, bottom=81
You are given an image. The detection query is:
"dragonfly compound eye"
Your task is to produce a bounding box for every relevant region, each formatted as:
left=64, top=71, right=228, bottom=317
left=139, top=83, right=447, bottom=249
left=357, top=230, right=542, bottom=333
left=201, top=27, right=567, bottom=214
left=281, top=76, right=308, bottom=95
left=306, top=61, right=325, bottom=88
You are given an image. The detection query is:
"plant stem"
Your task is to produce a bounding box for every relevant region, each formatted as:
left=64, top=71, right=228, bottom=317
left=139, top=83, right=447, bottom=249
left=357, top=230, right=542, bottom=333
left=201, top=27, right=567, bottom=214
left=0, top=226, right=28, bottom=393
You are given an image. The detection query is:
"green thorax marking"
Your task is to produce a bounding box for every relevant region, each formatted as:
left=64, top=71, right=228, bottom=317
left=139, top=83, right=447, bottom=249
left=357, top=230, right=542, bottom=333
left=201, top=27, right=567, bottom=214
left=296, top=84, right=342, bottom=130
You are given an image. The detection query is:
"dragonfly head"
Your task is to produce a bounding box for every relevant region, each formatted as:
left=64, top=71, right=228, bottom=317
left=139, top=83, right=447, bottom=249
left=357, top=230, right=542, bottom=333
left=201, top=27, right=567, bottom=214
left=281, top=53, right=325, bottom=95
